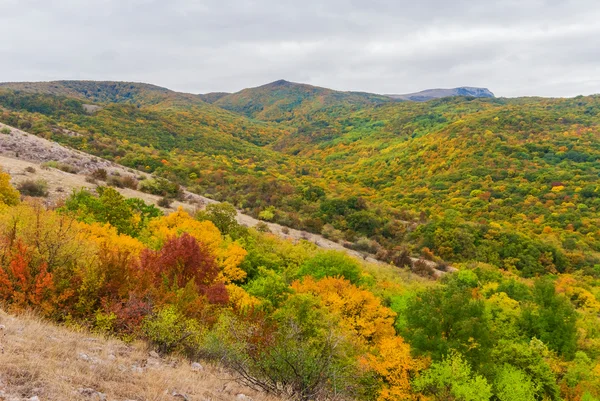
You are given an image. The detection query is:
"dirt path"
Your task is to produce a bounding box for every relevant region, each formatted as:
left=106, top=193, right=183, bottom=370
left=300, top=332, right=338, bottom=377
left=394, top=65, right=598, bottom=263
left=0, top=123, right=453, bottom=277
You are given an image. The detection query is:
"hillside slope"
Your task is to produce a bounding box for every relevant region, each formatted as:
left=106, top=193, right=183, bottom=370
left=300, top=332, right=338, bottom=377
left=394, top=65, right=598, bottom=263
left=3, top=80, right=600, bottom=277
left=0, top=309, right=279, bottom=401
left=0, top=122, right=445, bottom=277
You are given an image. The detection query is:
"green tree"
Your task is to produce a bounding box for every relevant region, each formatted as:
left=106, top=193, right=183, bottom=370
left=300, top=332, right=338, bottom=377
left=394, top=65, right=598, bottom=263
left=196, top=202, right=243, bottom=237
left=297, top=251, right=362, bottom=284
left=404, top=272, right=492, bottom=367
left=490, top=339, right=560, bottom=401
left=413, top=351, right=492, bottom=401
left=494, top=364, right=538, bottom=401
left=520, top=278, right=577, bottom=358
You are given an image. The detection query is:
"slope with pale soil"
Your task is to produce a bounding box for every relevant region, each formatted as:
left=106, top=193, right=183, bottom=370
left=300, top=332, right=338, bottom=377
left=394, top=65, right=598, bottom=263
left=0, top=309, right=280, bottom=401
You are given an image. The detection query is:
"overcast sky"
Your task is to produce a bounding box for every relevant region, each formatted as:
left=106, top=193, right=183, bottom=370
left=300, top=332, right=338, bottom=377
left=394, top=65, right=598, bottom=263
left=1, top=0, right=599, bottom=97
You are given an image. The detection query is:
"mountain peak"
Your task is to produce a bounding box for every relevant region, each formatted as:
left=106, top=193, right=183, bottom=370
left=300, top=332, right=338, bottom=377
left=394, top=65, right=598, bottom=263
left=387, top=87, right=495, bottom=102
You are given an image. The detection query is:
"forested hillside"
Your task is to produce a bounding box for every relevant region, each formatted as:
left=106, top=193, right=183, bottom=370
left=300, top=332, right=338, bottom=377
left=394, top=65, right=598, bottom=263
left=1, top=80, right=600, bottom=399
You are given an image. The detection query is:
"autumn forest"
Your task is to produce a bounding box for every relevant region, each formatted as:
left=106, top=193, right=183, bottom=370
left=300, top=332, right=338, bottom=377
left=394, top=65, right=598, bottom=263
left=0, top=80, right=599, bottom=400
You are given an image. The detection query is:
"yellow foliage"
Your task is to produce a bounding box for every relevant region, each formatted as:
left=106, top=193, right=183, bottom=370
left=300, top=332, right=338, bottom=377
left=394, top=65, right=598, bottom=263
left=551, top=185, right=565, bottom=192
left=144, top=208, right=248, bottom=284
left=77, top=221, right=145, bottom=256
left=556, top=275, right=600, bottom=312
left=364, top=336, right=427, bottom=401
left=226, top=284, right=261, bottom=310
left=0, top=168, right=20, bottom=206
left=145, top=207, right=222, bottom=251
left=292, top=276, right=396, bottom=345
left=218, top=243, right=247, bottom=284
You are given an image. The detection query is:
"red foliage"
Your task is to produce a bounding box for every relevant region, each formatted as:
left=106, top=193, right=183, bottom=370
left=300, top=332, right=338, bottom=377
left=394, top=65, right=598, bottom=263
left=205, top=282, right=229, bottom=305
left=0, top=238, right=54, bottom=312
left=102, top=294, right=152, bottom=334
left=139, top=233, right=223, bottom=300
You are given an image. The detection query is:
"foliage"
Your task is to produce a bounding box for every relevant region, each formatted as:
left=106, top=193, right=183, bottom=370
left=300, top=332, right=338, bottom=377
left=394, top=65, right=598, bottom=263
left=2, top=84, right=600, bottom=399
left=297, top=251, right=362, bottom=284
left=412, top=351, right=493, bottom=401
left=142, top=305, right=202, bottom=354
left=0, top=168, right=20, bottom=206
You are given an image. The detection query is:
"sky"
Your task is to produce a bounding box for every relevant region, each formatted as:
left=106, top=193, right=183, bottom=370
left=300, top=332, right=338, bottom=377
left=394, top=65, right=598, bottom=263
left=1, top=0, right=599, bottom=97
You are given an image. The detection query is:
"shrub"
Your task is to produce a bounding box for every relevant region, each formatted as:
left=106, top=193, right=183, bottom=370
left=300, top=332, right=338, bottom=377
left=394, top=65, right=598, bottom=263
left=412, top=259, right=435, bottom=278
left=142, top=305, right=202, bottom=354
left=120, top=175, right=138, bottom=190
left=157, top=197, right=172, bottom=208
left=255, top=222, right=271, bottom=233
left=321, top=224, right=344, bottom=242
left=347, top=237, right=382, bottom=254
left=196, top=202, right=240, bottom=236
left=41, top=161, right=79, bottom=174
left=204, top=296, right=359, bottom=400
left=0, top=127, right=11, bottom=135
left=17, top=179, right=49, bottom=197
left=24, top=166, right=36, bottom=174
left=258, top=206, right=276, bottom=221
left=90, top=168, right=108, bottom=181
left=139, top=178, right=182, bottom=199
left=106, top=176, right=124, bottom=188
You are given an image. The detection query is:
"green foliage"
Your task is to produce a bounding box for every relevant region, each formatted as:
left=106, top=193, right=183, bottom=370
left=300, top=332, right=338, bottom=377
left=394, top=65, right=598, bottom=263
left=244, top=268, right=292, bottom=309
left=412, top=351, right=493, bottom=401
left=139, top=177, right=182, bottom=199
left=520, top=278, right=578, bottom=358
left=205, top=294, right=359, bottom=400
left=61, top=187, right=161, bottom=236
left=94, top=310, right=117, bottom=334
left=494, top=364, right=539, bottom=401
left=403, top=274, right=492, bottom=367
left=297, top=251, right=362, bottom=284
left=490, top=339, right=560, bottom=401
left=142, top=305, right=202, bottom=354
left=196, top=202, right=244, bottom=237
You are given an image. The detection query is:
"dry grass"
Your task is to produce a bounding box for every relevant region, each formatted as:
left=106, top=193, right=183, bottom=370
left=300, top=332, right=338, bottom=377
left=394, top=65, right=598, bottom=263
left=0, top=309, right=284, bottom=401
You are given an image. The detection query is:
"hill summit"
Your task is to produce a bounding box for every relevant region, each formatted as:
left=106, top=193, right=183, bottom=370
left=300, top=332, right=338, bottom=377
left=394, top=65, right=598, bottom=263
left=387, top=86, right=495, bottom=101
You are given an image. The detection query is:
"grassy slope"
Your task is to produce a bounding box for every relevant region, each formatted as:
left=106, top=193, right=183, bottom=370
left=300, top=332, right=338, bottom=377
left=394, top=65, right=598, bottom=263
left=0, top=309, right=280, bottom=401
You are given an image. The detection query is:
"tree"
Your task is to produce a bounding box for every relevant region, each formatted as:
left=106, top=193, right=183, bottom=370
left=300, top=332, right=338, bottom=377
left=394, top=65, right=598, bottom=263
left=364, top=336, right=427, bottom=401
left=0, top=168, right=20, bottom=206
left=196, top=202, right=242, bottom=237
left=494, top=364, right=539, bottom=401
left=206, top=294, right=359, bottom=401
left=297, top=251, right=362, bottom=284
left=292, top=276, right=396, bottom=345
left=520, top=278, right=577, bottom=359
left=490, top=339, right=560, bottom=401
left=403, top=272, right=492, bottom=367
left=412, top=351, right=492, bottom=401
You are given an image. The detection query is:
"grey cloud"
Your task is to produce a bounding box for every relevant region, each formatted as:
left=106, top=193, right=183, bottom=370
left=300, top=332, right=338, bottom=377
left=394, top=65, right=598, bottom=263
left=1, top=0, right=599, bottom=97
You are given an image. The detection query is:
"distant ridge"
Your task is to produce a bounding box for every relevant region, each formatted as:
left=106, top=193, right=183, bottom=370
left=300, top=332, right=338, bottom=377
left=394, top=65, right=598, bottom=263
left=387, top=87, right=495, bottom=102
